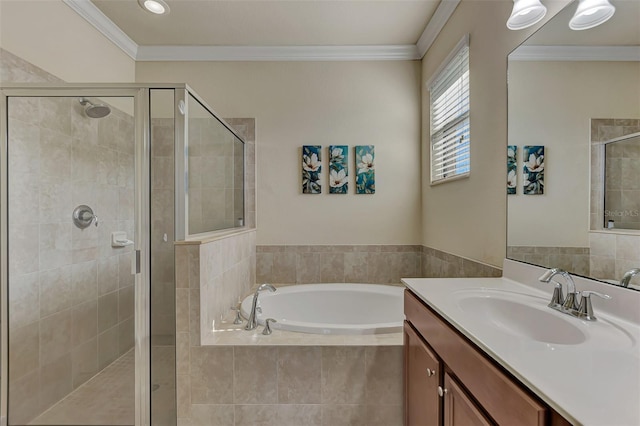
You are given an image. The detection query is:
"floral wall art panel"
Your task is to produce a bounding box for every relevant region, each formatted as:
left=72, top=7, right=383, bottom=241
left=523, top=145, right=544, bottom=195
left=329, top=145, right=348, bottom=194
left=302, top=145, right=322, bottom=194
left=507, top=145, right=517, bottom=195
left=355, top=145, right=375, bottom=194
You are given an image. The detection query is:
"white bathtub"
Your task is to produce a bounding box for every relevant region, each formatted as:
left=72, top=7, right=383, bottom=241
left=240, top=283, right=404, bottom=335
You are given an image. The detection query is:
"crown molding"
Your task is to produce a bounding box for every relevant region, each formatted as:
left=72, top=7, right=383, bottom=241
left=416, top=0, right=460, bottom=59
left=64, top=0, right=454, bottom=61
left=63, top=0, right=138, bottom=60
left=510, top=45, right=640, bottom=62
left=136, top=45, right=420, bottom=61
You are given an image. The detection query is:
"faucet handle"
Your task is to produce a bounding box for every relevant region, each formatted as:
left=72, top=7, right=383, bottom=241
left=262, top=318, right=277, bottom=335
left=231, top=305, right=243, bottom=325
left=542, top=279, right=565, bottom=307
left=581, top=290, right=611, bottom=299
left=577, top=291, right=611, bottom=321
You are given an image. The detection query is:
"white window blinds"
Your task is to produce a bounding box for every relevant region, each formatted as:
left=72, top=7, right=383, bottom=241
left=429, top=35, right=470, bottom=184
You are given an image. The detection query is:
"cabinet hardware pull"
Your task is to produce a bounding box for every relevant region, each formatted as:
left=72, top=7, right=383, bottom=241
left=426, top=368, right=435, bottom=377
left=437, top=386, right=448, bottom=397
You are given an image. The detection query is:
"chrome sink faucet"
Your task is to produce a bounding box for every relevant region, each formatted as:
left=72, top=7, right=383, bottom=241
left=539, top=268, right=611, bottom=321
left=620, top=268, right=640, bottom=288
left=539, top=268, right=578, bottom=310
left=245, top=283, right=276, bottom=330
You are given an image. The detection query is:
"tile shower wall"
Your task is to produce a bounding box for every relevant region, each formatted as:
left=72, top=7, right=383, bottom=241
left=188, top=117, right=255, bottom=235
left=506, top=246, right=590, bottom=277
left=2, top=49, right=135, bottom=424
left=188, top=118, right=240, bottom=234
left=589, top=119, right=640, bottom=281
left=591, top=118, right=640, bottom=231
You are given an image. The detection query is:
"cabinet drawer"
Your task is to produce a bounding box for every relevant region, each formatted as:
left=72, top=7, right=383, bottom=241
left=405, top=290, right=546, bottom=426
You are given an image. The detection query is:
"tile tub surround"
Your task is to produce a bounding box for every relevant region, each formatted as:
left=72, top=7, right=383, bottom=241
left=3, top=50, right=136, bottom=424
left=177, top=345, right=403, bottom=426
left=175, top=235, right=403, bottom=426
left=256, top=245, right=421, bottom=285
left=420, top=246, right=502, bottom=278
left=256, top=245, right=501, bottom=284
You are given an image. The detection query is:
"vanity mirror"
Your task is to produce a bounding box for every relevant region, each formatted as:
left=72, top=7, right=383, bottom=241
left=507, top=0, right=640, bottom=290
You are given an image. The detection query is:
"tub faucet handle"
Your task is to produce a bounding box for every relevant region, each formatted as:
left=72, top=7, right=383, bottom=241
left=231, top=305, right=243, bottom=325
left=262, top=318, right=277, bottom=335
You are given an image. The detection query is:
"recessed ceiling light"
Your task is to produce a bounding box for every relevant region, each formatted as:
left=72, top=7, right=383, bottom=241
left=138, top=0, right=170, bottom=15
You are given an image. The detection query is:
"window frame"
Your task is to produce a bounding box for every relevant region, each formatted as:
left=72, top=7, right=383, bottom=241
left=427, top=34, right=471, bottom=186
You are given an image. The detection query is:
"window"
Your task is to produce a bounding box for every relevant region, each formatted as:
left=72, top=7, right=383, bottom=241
left=428, top=35, right=470, bottom=184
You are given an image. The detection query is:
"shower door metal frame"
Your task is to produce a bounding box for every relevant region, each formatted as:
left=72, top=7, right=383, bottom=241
left=0, top=84, right=153, bottom=426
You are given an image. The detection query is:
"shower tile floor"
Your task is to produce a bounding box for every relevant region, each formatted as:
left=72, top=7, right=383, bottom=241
left=29, top=349, right=135, bottom=425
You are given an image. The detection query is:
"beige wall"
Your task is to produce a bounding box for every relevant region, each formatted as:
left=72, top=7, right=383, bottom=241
left=0, top=0, right=135, bottom=83
left=508, top=61, right=640, bottom=247
left=421, top=0, right=571, bottom=268
left=136, top=61, right=422, bottom=245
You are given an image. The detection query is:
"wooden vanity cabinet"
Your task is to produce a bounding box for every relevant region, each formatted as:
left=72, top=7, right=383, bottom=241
left=404, top=289, right=571, bottom=426
left=443, top=372, right=492, bottom=426
left=404, top=322, right=441, bottom=426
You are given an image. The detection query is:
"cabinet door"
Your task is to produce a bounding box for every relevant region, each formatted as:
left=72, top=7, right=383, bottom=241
left=404, top=321, right=441, bottom=426
left=443, top=373, right=493, bottom=426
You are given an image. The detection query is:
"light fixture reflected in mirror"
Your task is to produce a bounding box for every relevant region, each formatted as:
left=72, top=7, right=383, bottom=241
left=569, top=0, right=616, bottom=30
left=507, top=0, right=617, bottom=31
left=507, top=0, right=547, bottom=30
left=138, top=0, right=170, bottom=15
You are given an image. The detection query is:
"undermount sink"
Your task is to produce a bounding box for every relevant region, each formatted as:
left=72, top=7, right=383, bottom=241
left=455, top=290, right=587, bottom=345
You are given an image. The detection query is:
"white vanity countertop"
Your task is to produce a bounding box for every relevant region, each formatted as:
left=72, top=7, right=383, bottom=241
left=402, top=276, right=640, bottom=426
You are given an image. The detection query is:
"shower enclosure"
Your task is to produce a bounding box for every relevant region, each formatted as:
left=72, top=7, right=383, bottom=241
left=0, top=84, right=245, bottom=425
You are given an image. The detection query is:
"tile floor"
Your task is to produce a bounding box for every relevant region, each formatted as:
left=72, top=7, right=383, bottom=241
left=29, top=349, right=134, bottom=425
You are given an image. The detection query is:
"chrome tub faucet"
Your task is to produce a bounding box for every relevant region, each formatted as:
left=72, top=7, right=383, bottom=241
left=245, top=283, right=276, bottom=330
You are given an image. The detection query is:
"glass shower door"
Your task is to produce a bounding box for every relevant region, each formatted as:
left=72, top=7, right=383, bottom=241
left=1, top=91, right=149, bottom=425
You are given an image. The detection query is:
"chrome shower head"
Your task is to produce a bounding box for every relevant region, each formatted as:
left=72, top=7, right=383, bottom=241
left=78, top=97, right=111, bottom=118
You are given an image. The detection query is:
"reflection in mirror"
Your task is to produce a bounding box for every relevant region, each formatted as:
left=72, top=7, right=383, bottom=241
left=604, top=133, right=640, bottom=230
left=507, top=0, right=640, bottom=290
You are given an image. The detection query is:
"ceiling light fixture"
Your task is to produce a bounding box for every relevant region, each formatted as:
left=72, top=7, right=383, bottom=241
left=138, top=0, right=170, bottom=15
left=507, top=0, right=547, bottom=30
left=569, top=0, right=615, bottom=30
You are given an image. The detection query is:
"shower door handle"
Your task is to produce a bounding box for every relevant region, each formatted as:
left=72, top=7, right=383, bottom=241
left=132, top=249, right=141, bottom=274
